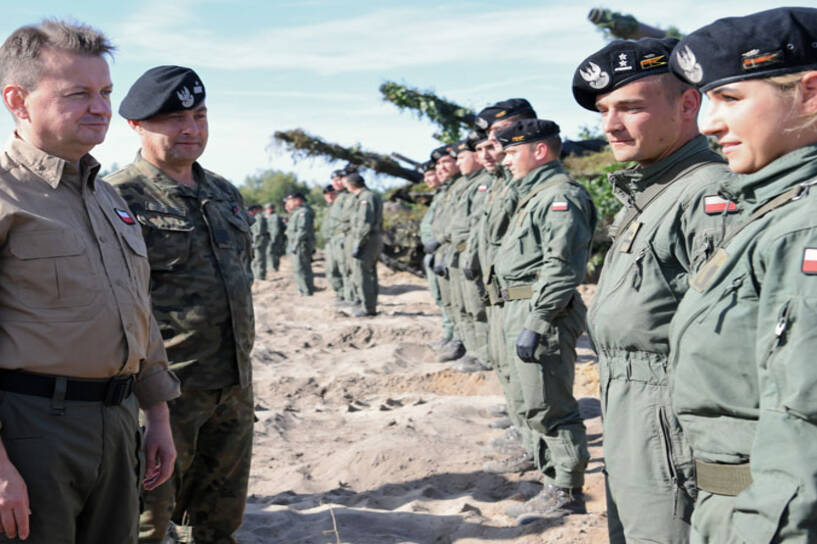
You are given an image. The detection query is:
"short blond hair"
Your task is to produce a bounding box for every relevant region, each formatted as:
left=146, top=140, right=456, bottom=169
left=766, top=70, right=817, bottom=132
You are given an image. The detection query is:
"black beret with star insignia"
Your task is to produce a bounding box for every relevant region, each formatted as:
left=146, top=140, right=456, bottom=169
left=670, top=7, right=817, bottom=91
left=331, top=169, right=346, bottom=178
left=451, top=139, right=471, bottom=156
left=342, top=163, right=359, bottom=175
left=495, top=119, right=560, bottom=149
left=430, top=144, right=453, bottom=162
left=572, top=37, right=679, bottom=111
left=119, top=65, right=206, bottom=120
left=475, top=98, right=536, bottom=130
left=285, top=191, right=306, bottom=201
left=466, top=129, right=488, bottom=151
left=419, top=160, right=436, bottom=173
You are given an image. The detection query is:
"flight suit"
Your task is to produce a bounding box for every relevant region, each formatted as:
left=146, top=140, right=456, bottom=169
left=348, top=188, right=383, bottom=314
left=286, top=203, right=316, bottom=295
left=420, top=183, right=455, bottom=341
left=250, top=212, right=269, bottom=280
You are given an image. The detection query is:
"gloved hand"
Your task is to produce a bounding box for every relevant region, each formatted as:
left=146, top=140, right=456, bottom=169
left=352, top=245, right=361, bottom=259
left=515, top=328, right=541, bottom=363
left=463, top=267, right=478, bottom=281
left=424, top=239, right=441, bottom=254
left=433, top=255, right=447, bottom=276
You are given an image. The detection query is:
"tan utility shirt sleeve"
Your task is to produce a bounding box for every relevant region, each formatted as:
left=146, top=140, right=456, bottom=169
left=0, top=136, right=179, bottom=407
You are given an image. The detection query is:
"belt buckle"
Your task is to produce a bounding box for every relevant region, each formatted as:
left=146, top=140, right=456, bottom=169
left=104, top=375, right=134, bottom=406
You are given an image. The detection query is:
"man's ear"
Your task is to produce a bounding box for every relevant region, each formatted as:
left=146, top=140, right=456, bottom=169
left=127, top=119, right=142, bottom=133
left=679, top=88, right=702, bottom=121
left=3, top=85, right=29, bottom=122
left=799, top=71, right=817, bottom=116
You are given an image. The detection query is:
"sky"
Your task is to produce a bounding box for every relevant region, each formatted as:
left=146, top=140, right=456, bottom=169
left=0, top=0, right=802, bottom=190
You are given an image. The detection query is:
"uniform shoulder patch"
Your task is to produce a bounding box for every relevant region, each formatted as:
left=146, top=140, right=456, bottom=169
left=360, top=200, right=368, bottom=205
left=478, top=185, right=488, bottom=192
left=703, top=195, right=738, bottom=215
left=802, top=248, right=817, bottom=275
left=551, top=201, right=568, bottom=212
left=115, top=208, right=136, bottom=225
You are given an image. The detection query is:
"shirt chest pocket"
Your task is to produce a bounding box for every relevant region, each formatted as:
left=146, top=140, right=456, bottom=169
left=4, top=230, right=98, bottom=309
left=137, top=212, right=194, bottom=272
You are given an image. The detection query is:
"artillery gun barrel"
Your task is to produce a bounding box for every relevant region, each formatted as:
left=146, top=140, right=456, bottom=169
left=587, top=7, right=667, bottom=39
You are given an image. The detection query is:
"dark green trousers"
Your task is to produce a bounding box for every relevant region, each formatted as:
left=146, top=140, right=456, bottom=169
left=351, top=236, right=382, bottom=314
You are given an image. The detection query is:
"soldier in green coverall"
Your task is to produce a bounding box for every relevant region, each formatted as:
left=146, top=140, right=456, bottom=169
left=265, top=202, right=286, bottom=273
left=285, top=192, right=315, bottom=296
left=249, top=204, right=269, bottom=280
left=572, top=38, right=738, bottom=543
left=320, top=183, right=339, bottom=293
left=338, top=164, right=362, bottom=305
left=667, top=9, right=817, bottom=542
left=344, top=173, right=383, bottom=317
left=326, top=171, right=351, bottom=302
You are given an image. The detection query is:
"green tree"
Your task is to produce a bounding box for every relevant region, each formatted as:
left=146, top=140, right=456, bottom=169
left=379, top=81, right=475, bottom=143
left=240, top=169, right=310, bottom=211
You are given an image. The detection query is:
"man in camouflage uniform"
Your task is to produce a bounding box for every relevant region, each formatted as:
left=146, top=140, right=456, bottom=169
left=573, top=39, right=737, bottom=543
left=344, top=173, right=383, bottom=317
left=446, top=139, right=492, bottom=372
left=327, top=170, right=352, bottom=303
left=265, top=202, right=286, bottom=273
left=338, top=164, right=362, bottom=305
left=420, top=160, right=456, bottom=348
left=249, top=204, right=269, bottom=280
left=109, top=65, right=255, bottom=544
left=285, top=191, right=315, bottom=296
left=494, top=119, right=596, bottom=523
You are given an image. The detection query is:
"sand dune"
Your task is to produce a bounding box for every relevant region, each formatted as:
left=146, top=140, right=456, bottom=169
left=239, top=255, right=608, bottom=544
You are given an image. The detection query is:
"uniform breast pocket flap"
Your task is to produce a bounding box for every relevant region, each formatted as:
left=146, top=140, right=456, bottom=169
left=137, top=212, right=194, bottom=271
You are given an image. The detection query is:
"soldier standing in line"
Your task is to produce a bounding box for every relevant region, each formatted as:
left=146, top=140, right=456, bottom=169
left=264, top=202, right=286, bottom=273
left=327, top=170, right=352, bottom=305
left=109, top=65, right=254, bottom=544
left=0, top=20, right=180, bottom=543
left=420, top=160, right=457, bottom=349
left=493, top=119, right=596, bottom=523
left=337, top=164, right=362, bottom=305
left=446, top=139, right=492, bottom=373
left=573, top=38, right=737, bottom=543
left=285, top=191, right=315, bottom=296
left=321, top=184, right=337, bottom=278
left=249, top=204, right=269, bottom=280
left=344, top=173, right=383, bottom=317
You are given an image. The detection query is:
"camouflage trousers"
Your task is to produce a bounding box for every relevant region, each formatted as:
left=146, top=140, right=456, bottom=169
left=139, top=385, right=254, bottom=544
left=252, top=241, right=269, bottom=280
left=501, top=299, right=589, bottom=489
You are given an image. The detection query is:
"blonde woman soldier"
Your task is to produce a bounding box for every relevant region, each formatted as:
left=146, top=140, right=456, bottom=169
left=668, top=7, right=817, bottom=542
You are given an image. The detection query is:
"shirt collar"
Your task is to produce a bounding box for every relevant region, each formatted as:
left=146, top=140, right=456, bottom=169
left=5, top=133, right=100, bottom=191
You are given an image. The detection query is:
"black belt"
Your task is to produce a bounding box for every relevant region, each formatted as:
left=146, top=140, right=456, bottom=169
left=0, top=370, right=135, bottom=406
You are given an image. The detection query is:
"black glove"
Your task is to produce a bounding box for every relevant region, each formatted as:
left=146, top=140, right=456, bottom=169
left=433, top=255, right=447, bottom=276
left=423, top=253, right=435, bottom=271
left=352, top=245, right=361, bottom=259
left=424, top=239, right=441, bottom=254
left=515, top=328, right=541, bottom=363
left=463, top=267, right=477, bottom=281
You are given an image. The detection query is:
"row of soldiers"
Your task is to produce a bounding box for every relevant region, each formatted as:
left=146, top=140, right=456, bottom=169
left=421, top=6, right=817, bottom=543
left=248, top=202, right=286, bottom=280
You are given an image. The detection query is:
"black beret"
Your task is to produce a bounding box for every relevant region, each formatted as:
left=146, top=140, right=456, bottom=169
left=451, top=139, right=472, bottom=156
left=345, top=173, right=366, bottom=187
left=248, top=204, right=262, bottom=211
left=475, top=99, right=536, bottom=130
left=331, top=169, right=346, bottom=178
left=572, top=37, right=679, bottom=111
left=430, top=144, right=453, bottom=162
left=323, top=184, right=335, bottom=194
left=342, top=163, right=359, bottom=175
left=420, top=160, right=436, bottom=173
left=671, top=7, right=817, bottom=91
left=264, top=202, right=275, bottom=209
left=495, top=119, right=560, bottom=149
left=286, top=191, right=306, bottom=201
left=120, top=65, right=206, bottom=120
left=466, top=129, right=488, bottom=151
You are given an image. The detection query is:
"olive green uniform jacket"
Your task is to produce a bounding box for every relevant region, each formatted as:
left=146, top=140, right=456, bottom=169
left=670, top=144, right=817, bottom=543
left=349, top=188, right=383, bottom=313
left=585, top=135, right=735, bottom=543
left=286, top=203, right=315, bottom=295
left=251, top=212, right=269, bottom=279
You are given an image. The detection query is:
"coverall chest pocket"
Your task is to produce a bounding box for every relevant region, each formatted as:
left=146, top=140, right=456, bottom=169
left=3, top=229, right=98, bottom=309
left=137, top=212, right=194, bottom=271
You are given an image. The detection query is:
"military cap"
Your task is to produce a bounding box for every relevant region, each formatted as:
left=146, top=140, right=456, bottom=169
left=264, top=202, right=276, bottom=210
left=466, top=129, right=488, bottom=151
left=342, top=163, right=359, bottom=175
left=344, top=173, right=366, bottom=187
left=119, top=65, right=206, bottom=120
left=670, top=7, right=817, bottom=91
left=451, top=140, right=472, bottom=156
left=420, top=160, right=436, bottom=173
left=331, top=169, right=346, bottom=178
left=248, top=204, right=262, bottom=211
left=475, top=99, right=536, bottom=130
left=323, top=184, right=335, bottom=194
left=495, top=119, right=560, bottom=149
left=430, top=144, right=453, bottom=162
left=285, top=191, right=306, bottom=201
left=572, top=37, right=679, bottom=111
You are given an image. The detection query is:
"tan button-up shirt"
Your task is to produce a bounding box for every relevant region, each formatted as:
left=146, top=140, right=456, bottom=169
left=0, top=136, right=179, bottom=407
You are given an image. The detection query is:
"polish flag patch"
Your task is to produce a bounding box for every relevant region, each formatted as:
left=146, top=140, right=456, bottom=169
left=551, top=201, right=568, bottom=211
left=115, top=208, right=135, bottom=225
left=478, top=185, right=488, bottom=192
left=802, top=248, right=817, bottom=274
left=703, top=196, right=738, bottom=215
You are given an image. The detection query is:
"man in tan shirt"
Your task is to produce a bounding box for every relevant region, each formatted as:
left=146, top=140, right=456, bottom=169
left=0, top=20, right=180, bottom=543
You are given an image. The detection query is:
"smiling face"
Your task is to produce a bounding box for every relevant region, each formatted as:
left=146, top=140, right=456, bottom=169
left=435, top=154, right=459, bottom=181
left=132, top=103, right=208, bottom=171
left=596, top=75, right=688, bottom=167
left=702, top=79, right=802, bottom=174
left=11, top=48, right=112, bottom=161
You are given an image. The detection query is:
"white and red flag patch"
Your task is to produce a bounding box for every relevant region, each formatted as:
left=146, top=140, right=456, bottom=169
left=802, top=248, right=817, bottom=274
left=115, top=208, right=135, bottom=225
left=551, top=201, right=568, bottom=211
left=478, top=185, right=488, bottom=192
left=703, top=196, right=738, bottom=215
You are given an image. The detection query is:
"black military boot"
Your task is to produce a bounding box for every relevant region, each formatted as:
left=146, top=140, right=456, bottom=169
left=436, top=340, right=465, bottom=362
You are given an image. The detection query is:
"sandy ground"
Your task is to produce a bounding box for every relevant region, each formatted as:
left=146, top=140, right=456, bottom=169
left=238, top=254, right=607, bottom=544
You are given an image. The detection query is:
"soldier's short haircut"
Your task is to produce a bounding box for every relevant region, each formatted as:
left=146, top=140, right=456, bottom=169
left=0, top=19, right=115, bottom=89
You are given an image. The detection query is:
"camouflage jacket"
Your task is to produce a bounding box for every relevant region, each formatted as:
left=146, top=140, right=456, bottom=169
left=107, top=154, right=255, bottom=390
left=286, top=203, right=315, bottom=252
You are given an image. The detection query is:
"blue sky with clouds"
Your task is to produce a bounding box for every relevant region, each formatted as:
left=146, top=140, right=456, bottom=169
left=0, top=1, right=799, bottom=189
